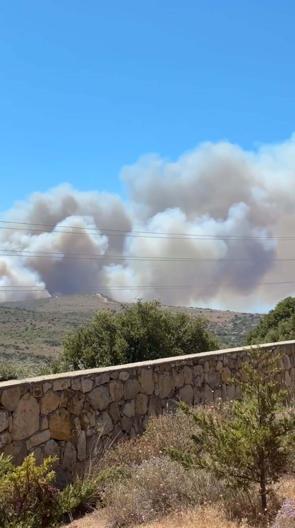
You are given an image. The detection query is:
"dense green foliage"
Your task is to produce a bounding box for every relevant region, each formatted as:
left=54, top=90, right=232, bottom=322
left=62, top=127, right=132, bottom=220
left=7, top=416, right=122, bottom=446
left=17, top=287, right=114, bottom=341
left=0, top=453, right=98, bottom=528
left=0, top=453, right=58, bottom=527
left=247, top=297, right=295, bottom=344
left=59, top=300, right=218, bottom=370
left=172, top=351, right=295, bottom=516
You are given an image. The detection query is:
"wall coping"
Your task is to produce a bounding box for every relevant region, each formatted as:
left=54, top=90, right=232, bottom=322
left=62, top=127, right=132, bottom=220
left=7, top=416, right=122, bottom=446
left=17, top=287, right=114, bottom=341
left=1, top=340, right=294, bottom=390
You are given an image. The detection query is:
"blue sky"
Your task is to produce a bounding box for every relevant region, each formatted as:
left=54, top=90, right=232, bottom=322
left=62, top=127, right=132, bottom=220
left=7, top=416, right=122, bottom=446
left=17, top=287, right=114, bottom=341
left=1, top=0, right=295, bottom=211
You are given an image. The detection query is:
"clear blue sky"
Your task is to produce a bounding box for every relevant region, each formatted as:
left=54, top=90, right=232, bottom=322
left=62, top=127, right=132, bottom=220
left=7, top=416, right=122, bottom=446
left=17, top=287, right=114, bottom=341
left=1, top=0, right=294, bottom=211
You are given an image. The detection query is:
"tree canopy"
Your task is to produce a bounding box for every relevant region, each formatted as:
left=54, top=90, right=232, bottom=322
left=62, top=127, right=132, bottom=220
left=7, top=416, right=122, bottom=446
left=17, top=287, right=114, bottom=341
left=59, top=300, right=218, bottom=371
left=247, top=296, right=295, bottom=344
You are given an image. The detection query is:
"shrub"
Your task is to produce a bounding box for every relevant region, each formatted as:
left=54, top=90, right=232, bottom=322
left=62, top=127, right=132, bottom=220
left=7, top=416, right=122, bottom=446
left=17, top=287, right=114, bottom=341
left=103, top=456, right=225, bottom=527
left=0, top=453, right=101, bottom=527
left=60, top=300, right=218, bottom=371
left=98, top=409, right=196, bottom=472
left=0, top=453, right=59, bottom=528
left=58, top=477, right=99, bottom=522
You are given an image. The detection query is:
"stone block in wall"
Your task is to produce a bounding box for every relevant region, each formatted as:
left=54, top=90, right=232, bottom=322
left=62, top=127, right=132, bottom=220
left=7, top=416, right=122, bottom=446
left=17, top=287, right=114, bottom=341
left=53, top=378, right=71, bottom=391
left=49, top=408, right=73, bottom=441
left=0, top=410, right=9, bottom=432
left=178, top=384, right=194, bottom=405
left=43, top=382, right=52, bottom=394
left=109, top=402, right=121, bottom=423
left=0, top=431, right=11, bottom=448
left=88, top=386, right=111, bottom=411
left=95, top=373, right=110, bottom=385
left=81, top=378, right=93, bottom=393
left=96, top=411, right=113, bottom=435
left=1, top=386, right=21, bottom=412
left=135, top=393, right=148, bottom=415
left=119, top=371, right=130, bottom=381
left=40, top=390, right=61, bottom=415
left=109, top=380, right=124, bottom=402
left=124, top=379, right=140, bottom=399
left=173, top=368, right=185, bottom=389
left=26, top=429, right=50, bottom=450
left=158, top=371, right=174, bottom=399
left=80, top=409, right=96, bottom=430
left=221, top=367, right=231, bottom=384
left=12, top=394, right=40, bottom=441
left=183, top=366, right=193, bottom=385
left=206, top=370, right=221, bottom=388
left=71, top=378, right=82, bottom=391
left=123, top=400, right=135, bottom=418
left=138, top=368, right=154, bottom=395
left=68, top=392, right=85, bottom=416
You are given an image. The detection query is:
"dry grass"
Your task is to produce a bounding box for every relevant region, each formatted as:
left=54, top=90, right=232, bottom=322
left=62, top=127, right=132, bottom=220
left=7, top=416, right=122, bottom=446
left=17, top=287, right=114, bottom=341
left=65, top=478, right=295, bottom=528
left=66, top=510, right=108, bottom=528
left=139, top=506, right=249, bottom=528
left=65, top=506, right=249, bottom=528
left=277, top=477, right=295, bottom=501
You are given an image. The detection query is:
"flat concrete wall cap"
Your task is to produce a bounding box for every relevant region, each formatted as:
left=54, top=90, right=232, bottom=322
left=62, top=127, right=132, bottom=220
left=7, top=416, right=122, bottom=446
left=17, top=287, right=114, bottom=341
left=0, top=340, right=294, bottom=390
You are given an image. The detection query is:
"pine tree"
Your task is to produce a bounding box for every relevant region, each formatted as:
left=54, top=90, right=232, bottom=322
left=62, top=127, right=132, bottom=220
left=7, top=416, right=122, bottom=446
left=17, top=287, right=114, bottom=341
left=172, top=350, right=295, bottom=516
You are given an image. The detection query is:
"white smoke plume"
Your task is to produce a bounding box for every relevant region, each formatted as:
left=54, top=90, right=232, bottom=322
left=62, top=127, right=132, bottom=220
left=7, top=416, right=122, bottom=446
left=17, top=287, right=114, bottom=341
left=1, top=136, right=295, bottom=311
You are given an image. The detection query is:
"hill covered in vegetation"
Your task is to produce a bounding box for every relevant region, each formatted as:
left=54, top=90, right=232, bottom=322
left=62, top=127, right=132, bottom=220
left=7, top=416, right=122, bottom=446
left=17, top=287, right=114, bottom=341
left=0, top=294, right=262, bottom=377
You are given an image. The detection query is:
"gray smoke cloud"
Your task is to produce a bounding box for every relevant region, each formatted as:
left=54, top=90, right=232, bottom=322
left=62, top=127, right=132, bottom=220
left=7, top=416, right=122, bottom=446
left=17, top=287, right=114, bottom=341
left=1, top=136, right=295, bottom=311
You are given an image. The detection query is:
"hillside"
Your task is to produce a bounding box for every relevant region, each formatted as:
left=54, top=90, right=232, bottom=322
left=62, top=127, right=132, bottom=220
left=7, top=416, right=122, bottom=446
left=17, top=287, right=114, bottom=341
left=0, top=294, right=262, bottom=375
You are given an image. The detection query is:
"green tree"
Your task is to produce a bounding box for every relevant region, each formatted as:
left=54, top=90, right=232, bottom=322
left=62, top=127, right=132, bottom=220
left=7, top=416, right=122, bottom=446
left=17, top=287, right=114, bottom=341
left=60, top=300, right=218, bottom=370
left=62, top=310, right=127, bottom=370
left=172, top=351, right=295, bottom=516
left=247, top=297, right=295, bottom=344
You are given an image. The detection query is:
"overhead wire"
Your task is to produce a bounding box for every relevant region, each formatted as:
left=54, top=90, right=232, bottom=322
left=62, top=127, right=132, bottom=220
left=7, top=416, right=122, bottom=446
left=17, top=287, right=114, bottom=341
left=0, top=280, right=295, bottom=293
left=0, top=218, right=294, bottom=240
left=1, top=249, right=295, bottom=262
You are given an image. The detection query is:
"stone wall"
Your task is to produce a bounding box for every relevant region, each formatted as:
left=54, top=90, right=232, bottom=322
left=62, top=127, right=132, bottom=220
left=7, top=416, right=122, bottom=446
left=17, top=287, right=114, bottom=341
left=0, top=340, right=294, bottom=483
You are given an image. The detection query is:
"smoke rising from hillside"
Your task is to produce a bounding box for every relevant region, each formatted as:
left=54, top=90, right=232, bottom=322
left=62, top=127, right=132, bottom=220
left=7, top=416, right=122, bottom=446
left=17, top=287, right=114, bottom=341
left=1, top=137, right=295, bottom=311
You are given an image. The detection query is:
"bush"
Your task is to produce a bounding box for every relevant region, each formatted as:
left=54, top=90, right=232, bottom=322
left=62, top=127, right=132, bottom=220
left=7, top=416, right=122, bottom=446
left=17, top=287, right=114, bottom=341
left=60, top=300, right=218, bottom=371
left=103, top=456, right=225, bottom=526
left=99, top=409, right=196, bottom=472
left=58, top=477, right=99, bottom=522
left=247, top=297, right=295, bottom=344
left=0, top=452, right=100, bottom=527
left=0, top=453, right=59, bottom=528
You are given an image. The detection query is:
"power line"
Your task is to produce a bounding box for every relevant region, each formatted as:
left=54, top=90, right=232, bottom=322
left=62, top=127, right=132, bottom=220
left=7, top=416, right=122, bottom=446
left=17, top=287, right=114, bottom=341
left=0, top=218, right=294, bottom=241
left=0, top=280, right=295, bottom=293
left=1, top=249, right=295, bottom=262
